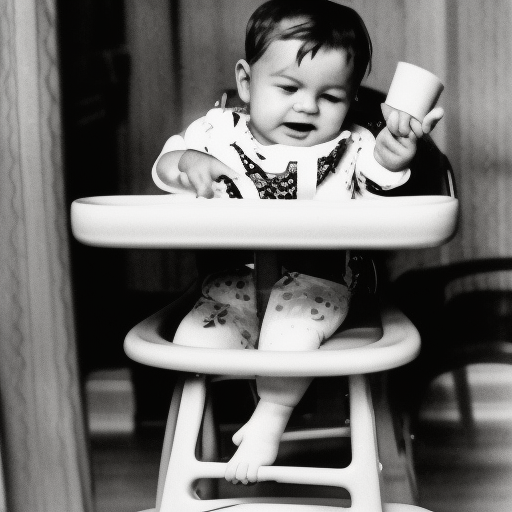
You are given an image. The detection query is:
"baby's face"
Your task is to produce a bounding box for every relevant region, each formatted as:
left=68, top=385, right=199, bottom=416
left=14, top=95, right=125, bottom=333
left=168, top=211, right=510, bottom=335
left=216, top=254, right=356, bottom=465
left=246, top=39, right=355, bottom=147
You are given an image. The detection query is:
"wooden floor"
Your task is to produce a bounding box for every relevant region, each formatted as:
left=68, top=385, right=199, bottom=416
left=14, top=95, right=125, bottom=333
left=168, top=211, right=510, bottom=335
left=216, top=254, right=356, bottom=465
left=90, top=364, right=512, bottom=512
left=414, top=365, right=512, bottom=512
left=91, top=434, right=160, bottom=512
left=415, top=422, right=512, bottom=512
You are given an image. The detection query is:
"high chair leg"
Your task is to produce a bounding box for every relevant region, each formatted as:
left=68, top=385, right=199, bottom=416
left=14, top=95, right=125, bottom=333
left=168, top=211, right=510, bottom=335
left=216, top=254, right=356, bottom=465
left=155, top=377, right=220, bottom=508
left=152, top=373, right=432, bottom=512
left=195, top=387, right=219, bottom=500
left=157, top=375, right=264, bottom=512
left=157, top=375, right=207, bottom=512
left=345, top=374, right=384, bottom=512
left=156, top=379, right=184, bottom=510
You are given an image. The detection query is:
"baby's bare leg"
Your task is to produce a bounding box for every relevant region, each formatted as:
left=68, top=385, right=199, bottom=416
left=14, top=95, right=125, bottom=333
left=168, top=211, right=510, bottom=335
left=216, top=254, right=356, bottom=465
left=225, top=272, right=351, bottom=484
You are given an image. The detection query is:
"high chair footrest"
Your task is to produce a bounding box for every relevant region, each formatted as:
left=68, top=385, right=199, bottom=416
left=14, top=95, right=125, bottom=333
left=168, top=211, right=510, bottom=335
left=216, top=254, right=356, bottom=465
left=215, top=506, right=350, bottom=511
left=193, top=504, right=432, bottom=511
left=135, top=505, right=432, bottom=512
left=384, top=504, right=433, bottom=512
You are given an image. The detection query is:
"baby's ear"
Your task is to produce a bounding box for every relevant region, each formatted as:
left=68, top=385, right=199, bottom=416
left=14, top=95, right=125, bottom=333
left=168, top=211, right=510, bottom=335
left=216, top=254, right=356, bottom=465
left=235, top=60, right=251, bottom=104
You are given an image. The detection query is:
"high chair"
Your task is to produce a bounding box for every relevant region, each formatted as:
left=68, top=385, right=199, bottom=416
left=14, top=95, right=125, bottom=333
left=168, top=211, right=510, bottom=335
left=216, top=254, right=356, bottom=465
left=71, top=181, right=458, bottom=511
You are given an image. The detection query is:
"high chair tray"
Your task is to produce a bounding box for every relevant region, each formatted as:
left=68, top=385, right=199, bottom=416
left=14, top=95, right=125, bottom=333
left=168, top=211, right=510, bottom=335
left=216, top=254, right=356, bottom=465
left=71, top=194, right=458, bottom=250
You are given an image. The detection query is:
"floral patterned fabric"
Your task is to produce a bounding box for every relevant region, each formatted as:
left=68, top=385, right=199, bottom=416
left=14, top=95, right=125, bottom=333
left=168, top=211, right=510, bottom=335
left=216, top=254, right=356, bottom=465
left=173, top=267, right=355, bottom=350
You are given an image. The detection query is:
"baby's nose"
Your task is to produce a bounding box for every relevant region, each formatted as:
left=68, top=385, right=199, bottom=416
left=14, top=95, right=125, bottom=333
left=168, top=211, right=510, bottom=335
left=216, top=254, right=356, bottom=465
left=292, top=95, right=318, bottom=114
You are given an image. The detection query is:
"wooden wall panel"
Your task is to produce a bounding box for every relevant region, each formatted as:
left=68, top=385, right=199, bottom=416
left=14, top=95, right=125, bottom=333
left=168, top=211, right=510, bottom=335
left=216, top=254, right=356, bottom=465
left=180, top=0, right=266, bottom=126
left=126, top=0, right=181, bottom=194
left=446, top=1, right=512, bottom=290
left=341, top=0, right=406, bottom=91
left=124, top=0, right=200, bottom=292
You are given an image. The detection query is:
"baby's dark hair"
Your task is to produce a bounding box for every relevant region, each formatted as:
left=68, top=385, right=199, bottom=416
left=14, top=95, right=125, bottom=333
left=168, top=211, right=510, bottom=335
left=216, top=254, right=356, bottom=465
left=245, top=0, right=372, bottom=87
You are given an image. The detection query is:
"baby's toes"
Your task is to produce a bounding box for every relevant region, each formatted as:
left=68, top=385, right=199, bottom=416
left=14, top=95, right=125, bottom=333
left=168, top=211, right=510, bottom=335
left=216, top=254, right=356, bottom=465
left=246, top=463, right=259, bottom=484
left=235, top=462, right=250, bottom=485
left=224, top=459, right=239, bottom=484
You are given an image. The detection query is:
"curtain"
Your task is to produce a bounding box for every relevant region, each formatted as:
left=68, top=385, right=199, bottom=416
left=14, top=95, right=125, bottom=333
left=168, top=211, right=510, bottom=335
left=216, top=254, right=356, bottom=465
left=0, top=0, right=93, bottom=510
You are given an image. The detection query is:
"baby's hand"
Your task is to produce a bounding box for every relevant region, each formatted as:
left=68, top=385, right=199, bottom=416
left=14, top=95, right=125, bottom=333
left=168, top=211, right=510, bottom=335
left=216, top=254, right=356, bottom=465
left=179, top=150, right=238, bottom=198
left=374, top=104, right=444, bottom=171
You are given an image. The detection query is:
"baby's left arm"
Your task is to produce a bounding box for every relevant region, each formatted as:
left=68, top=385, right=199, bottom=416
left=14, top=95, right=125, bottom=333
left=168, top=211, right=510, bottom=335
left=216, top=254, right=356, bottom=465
left=373, top=104, right=444, bottom=171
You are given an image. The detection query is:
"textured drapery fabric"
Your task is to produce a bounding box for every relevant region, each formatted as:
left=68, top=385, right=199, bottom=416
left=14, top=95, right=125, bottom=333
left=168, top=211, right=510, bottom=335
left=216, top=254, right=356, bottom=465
left=0, top=0, right=93, bottom=510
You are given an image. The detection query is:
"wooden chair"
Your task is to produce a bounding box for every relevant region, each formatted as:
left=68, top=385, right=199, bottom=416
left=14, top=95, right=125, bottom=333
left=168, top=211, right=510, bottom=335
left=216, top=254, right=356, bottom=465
left=391, top=258, right=512, bottom=438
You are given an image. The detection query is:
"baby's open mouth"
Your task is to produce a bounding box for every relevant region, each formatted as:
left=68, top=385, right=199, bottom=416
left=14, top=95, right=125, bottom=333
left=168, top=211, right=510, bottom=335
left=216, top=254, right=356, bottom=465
left=283, top=122, right=316, bottom=132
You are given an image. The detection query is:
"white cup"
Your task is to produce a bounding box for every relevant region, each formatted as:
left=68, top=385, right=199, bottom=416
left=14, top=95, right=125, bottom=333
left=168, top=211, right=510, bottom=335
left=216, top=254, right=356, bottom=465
left=385, top=62, right=444, bottom=122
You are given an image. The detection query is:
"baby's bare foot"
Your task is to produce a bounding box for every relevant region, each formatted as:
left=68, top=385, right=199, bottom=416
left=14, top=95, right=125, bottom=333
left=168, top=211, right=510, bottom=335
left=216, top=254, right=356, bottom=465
left=224, top=401, right=293, bottom=485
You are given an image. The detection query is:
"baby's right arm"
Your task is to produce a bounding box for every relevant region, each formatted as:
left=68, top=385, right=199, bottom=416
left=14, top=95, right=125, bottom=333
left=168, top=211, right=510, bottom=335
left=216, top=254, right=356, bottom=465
left=156, top=149, right=239, bottom=198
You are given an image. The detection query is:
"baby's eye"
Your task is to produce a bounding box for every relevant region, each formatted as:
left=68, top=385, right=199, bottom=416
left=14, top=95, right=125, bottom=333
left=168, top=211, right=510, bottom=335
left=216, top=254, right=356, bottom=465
left=321, top=94, right=344, bottom=103
left=278, top=85, right=298, bottom=93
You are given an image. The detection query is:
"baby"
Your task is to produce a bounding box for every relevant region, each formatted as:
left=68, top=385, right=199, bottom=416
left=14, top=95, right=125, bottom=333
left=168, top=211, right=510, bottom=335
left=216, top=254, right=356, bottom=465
left=153, top=0, right=443, bottom=486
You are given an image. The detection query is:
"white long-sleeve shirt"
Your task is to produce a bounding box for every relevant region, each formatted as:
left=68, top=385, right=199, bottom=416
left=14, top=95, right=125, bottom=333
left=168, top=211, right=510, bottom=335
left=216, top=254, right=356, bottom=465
left=152, top=107, right=410, bottom=200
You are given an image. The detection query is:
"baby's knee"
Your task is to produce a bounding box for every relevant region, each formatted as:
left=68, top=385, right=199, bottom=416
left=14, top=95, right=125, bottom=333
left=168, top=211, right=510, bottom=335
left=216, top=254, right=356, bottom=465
left=173, top=301, right=257, bottom=350
left=259, top=278, right=351, bottom=350
left=259, top=318, right=324, bottom=351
